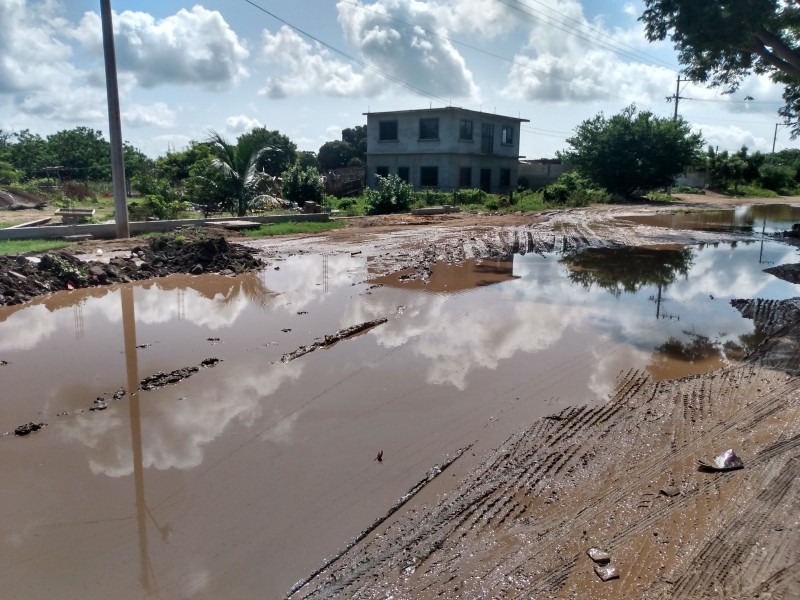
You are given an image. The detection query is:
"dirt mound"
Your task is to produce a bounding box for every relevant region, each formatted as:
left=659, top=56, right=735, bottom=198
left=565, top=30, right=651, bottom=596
left=0, top=234, right=263, bottom=306
left=0, top=188, right=48, bottom=210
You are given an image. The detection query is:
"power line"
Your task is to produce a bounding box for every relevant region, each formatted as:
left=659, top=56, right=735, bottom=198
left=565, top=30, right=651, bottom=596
left=239, top=0, right=451, bottom=106
left=496, top=0, right=678, bottom=71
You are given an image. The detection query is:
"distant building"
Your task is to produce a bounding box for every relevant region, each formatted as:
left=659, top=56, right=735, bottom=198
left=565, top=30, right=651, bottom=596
left=364, top=107, right=529, bottom=193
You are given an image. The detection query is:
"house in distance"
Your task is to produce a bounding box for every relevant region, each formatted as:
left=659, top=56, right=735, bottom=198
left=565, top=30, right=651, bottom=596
left=364, top=107, right=528, bottom=194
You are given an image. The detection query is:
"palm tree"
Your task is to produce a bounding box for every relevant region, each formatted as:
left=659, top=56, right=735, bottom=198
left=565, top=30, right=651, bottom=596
left=207, top=130, right=271, bottom=217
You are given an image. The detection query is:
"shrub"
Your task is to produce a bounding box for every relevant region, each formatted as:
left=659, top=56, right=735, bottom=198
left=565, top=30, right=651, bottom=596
left=759, top=163, right=795, bottom=192
left=281, top=164, right=323, bottom=205
left=366, top=175, right=412, bottom=214
left=543, top=171, right=609, bottom=206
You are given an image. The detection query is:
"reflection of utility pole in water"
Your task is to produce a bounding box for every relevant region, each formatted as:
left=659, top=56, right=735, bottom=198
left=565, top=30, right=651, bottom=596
left=758, top=217, right=774, bottom=265
left=74, top=301, right=84, bottom=339
left=654, top=283, right=662, bottom=319
left=323, top=254, right=329, bottom=294
left=122, top=287, right=160, bottom=596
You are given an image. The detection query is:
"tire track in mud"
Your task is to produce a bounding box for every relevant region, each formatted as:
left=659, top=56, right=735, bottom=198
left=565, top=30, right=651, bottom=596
left=292, top=363, right=800, bottom=599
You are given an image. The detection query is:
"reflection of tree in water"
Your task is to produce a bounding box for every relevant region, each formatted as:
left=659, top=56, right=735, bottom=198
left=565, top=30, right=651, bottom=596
left=723, top=326, right=769, bottom=361
left=561, top=247, right=694, bottom=297
left=215, top=273, right=274, bottom=307
left=656, top=332, right=718, bottom=362
left=656, top=327, right=768, bottom=363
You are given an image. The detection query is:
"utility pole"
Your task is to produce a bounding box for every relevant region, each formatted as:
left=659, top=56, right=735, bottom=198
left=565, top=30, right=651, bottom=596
left=100, top=0, right=130, bottom=238
left=666, top=74, right=692, bottom=120
left=772, top=123, right=787, bottom=153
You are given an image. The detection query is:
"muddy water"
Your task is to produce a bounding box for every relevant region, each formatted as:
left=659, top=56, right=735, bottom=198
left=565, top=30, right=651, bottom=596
left=1, top=241, right=799, bottom=599
left=620, top=203, right=800, bottom=234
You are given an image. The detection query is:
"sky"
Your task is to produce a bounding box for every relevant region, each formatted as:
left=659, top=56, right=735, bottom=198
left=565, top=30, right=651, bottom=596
left=0, top=0, right=796, bottom=160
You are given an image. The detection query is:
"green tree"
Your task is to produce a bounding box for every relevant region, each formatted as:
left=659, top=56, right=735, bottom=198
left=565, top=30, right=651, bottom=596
left=9, top=130, right=52, bottom=179
left=185, top=157, right=229, bottom=217
left=155, top=141, right=214, bottom=184
left=281, top=164, right=323, bottom=205
left=366, top=174, right=412, bottom=215
left=559, top=105, right=703, bottom=197
left=317, top=140, right=355, bottom=171
left=123, top=143, right=153, bottom=182
left=640, top=1, right=800, bottom=134
left=207, top=130, right=272, bottom=216
left=235, top=128, right=296, bottom=176
left=0, top=160, right=21, bottom=185
left=47, top=127, right=111, bottom=180
left=296, top=151, right=318, bottom=170
left=707, top=147, right=747, bottom=191
left=341, top=125, right=367, bottom=163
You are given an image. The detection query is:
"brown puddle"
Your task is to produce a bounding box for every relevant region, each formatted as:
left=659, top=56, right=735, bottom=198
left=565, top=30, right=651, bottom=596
left=1, top=243, right=799, bottom=598
left=619, top=203, right=800, bottom=235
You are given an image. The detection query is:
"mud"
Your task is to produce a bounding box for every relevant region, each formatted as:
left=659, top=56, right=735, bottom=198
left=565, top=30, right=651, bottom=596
left=280, top=318, right=389, bottom=362
left=0, top=232, right=262, bottom=306
left=3, top=195, right=800, bottom=599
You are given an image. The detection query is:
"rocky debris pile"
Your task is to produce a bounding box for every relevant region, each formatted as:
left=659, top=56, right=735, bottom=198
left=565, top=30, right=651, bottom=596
left=0, top=234, right=263, bottom=306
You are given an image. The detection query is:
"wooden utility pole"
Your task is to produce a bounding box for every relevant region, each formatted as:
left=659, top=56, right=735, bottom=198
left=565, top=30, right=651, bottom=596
left=666, top=74, right=692, bottom=120
left=100, top=0, right=130, bottom=238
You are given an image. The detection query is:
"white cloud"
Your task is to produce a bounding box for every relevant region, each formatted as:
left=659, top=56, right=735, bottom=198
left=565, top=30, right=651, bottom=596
left=124, top=102, right=176, bottom=129
left=73, top=6, right=249, bottom=89
left=259, top=26, right=371, bottom=98
left=503, top=0, right=677, bottom=104
left=0, top=0, right=74, bottom=94
left=336, top=0, right=479, bottom=100
left=690, top=122, right=770, bottom=153
left=225, top=114, right=264, bottom=136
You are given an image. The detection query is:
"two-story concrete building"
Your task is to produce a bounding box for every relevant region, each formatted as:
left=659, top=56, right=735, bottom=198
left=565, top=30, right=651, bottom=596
left=364, top=107, right=528, bottom=194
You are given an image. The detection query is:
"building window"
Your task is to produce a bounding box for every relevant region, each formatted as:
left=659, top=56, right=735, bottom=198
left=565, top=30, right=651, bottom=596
left=420, top=166, right=438, bottom=187
left=459, top=166, right=472, bottom=188
left=481, top=123, right=494, bottom=154
left=419, top=118, right=439, bottom=140
left=499, top=168, right=511, bottom=187
left=459, top=119, right=473, bottom=141
left=480, top=168, right=491, bottom=192
left=379, top=120, right=398, bottom=141
left=398, top=166, right=410, bottom=182
left=501, top=125, right=514, bottom=145
left=376, top=166, right=389, bottom=178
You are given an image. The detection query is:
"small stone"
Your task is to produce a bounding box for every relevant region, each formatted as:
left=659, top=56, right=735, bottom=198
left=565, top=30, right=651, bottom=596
left=587, top=547, right=611, bottom=564
left=14, top=422, right=44, bottom=436
left=660, top=485, right=681, bottom=497
left=191, top=263, right=204, bottom=275
left=594, top=563, right=620, bottom=581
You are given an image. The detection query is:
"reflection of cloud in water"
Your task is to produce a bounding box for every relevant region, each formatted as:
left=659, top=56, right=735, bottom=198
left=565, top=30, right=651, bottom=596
left=60, top=362, right=303, bottom=477
left=0, top=305, right=58, bottom=351
left=344, top=289, right=583, bottom=390
left=92, top=276, right=274, bottom=330
left=262, top=254, right=365, bottom=312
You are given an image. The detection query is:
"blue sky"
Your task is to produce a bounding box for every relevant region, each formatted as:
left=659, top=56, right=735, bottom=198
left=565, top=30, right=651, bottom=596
left=0, top=0, right=794, bottom=159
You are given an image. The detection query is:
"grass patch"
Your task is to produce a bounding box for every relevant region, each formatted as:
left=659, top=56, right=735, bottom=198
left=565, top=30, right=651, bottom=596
left=644, top=191, right=674, bottom=203
left=0, top=221, right=12, bottom=229
left=243, top=220, right=346, bottom=237
left=721, top=185, right=781, bottom=198
left=0, top=238, right=72, bottom=255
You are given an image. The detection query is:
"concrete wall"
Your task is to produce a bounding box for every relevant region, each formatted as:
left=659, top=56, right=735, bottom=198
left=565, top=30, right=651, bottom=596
left=518, top=160, right=573, bottom=189
left=674, top=169, right=711, bottom=188
left=0, top=213, right=329, bottom=241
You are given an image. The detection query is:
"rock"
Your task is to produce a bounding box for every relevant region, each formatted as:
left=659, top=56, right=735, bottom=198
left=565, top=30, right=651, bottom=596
left=191, top=263, right=204, bottom=275
left=660, top=485, right=681, bottom=497
left=14, top=422, right=44, bottom=436
left=594, top=563, right=620, bottom=581
left=587, top=547, right=611, bottom=564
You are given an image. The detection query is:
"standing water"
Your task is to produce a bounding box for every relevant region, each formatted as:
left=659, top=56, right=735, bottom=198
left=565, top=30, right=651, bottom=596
left=0, top=237, right=798, bottom=598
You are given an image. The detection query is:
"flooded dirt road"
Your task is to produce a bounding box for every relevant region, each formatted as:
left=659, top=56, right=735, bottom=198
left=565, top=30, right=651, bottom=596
left=2, top=197, right=800, bottom=599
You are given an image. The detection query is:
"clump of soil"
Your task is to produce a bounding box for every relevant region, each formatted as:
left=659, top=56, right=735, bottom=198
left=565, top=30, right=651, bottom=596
left=0, top=234, right=263, bottom=306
